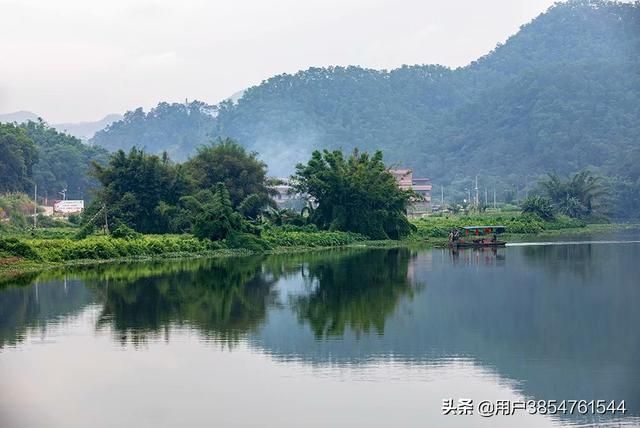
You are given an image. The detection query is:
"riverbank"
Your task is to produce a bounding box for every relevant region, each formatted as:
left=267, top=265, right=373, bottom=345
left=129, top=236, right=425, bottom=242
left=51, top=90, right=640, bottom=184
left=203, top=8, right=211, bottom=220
left=1, top=218, right=637, bottom=282
left=0, top=229, right=396, bottom=281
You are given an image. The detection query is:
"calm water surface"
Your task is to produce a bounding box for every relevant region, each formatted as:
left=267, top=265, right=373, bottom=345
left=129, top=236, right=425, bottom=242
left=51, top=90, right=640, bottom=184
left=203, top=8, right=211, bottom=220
left=1, top=234, right=639, bottom=427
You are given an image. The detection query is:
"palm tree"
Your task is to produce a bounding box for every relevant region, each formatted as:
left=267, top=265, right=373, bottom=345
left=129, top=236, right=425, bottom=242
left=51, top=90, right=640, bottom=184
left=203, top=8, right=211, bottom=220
left=540, top=171, right=606, bottom=219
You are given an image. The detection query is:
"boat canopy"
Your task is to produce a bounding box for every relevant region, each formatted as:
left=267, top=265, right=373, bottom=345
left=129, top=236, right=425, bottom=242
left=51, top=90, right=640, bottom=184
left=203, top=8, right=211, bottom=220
left=462, top=226, right=506, bottom=234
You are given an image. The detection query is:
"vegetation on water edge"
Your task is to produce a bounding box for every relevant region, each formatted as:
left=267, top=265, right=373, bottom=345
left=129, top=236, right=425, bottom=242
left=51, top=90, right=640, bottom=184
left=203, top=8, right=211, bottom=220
left=409, top=212, right=586, bottom=239
left=0, top=228, right=366, bottom=265
left=262, top=229, right=366, bottom=247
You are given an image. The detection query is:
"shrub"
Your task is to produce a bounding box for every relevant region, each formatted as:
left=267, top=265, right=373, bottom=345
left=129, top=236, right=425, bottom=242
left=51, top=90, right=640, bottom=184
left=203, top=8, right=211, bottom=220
left=0, top=238, right=40, bottom=260
left=226, top=232, right=271, bottom=252
left=111, top=224, right=141, bottom=239
left=521, top=196, right=555, bottom=221
left=262, top=229, right=366, bottom=247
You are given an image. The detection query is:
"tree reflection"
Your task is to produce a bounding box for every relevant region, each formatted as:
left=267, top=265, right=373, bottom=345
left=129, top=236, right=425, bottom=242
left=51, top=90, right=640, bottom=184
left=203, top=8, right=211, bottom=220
left=92, top=257, right=278, bottom=347
left=292, top=248, right=419, bottom=338
left=0, top=248, right=421, bottom=348
left=0, top=278, right=97, bottom=348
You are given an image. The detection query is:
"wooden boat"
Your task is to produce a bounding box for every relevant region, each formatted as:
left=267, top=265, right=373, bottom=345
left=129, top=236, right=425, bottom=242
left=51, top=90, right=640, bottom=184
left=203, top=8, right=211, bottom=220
left=449, top=225, right=507, bottom=248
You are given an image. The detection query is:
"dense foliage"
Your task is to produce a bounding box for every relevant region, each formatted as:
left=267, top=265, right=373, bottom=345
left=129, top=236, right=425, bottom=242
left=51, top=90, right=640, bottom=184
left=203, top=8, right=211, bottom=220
left=22, top=120, right=109, bottom=201
left=0, top=235, right=224, bottom=262
left=293, top=149, right=415, bottom=239
left=91, top=101, right=216, bottom=161
left=88, top=148, right=187, bottom=233
left=0, top=123, right=37, bottom=193
left=521, top=196, right=555, bottom=221
left=0, top=193, right=35, bottom=229
left=89, top=1, right=640, bottom=218
left=85, top=140, right=273, bottom=237
left=262, top=229, right=365, bottom=247
left=539, top=171, right=606, bottom=220
left=411, top=212, right=586, bottom=239
left=184, top=138, right=273, bottom=208
left=0, top=120, right=107, bottom=200
left=191, top=183, right=244, bottom=241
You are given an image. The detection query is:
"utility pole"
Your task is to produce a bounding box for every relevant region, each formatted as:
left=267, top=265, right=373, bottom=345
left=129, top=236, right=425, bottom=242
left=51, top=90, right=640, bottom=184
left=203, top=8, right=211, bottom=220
left=33, top=183, right=37, bottom=229
left=103, top=205, right=109, bottom=235
left=493, top=186, right=497, bottom=209
left=485, top=187, right=488, bottom=206
left=475, top=175, right=479, bottom=208
left=441, top=186, right=444, bottom=206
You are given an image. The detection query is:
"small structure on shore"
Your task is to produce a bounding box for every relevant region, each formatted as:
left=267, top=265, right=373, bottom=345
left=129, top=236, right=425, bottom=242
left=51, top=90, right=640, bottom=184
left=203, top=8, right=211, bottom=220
left=389, top=169, right=432, bottom=217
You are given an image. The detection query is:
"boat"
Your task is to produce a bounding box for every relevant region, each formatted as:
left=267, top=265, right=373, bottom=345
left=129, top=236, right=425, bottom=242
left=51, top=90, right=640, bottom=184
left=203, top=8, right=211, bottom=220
left=449, top=225, right=507, bottom=248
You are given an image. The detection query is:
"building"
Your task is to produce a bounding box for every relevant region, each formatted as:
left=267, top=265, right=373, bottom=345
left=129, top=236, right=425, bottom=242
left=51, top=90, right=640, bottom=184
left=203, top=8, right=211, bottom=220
left=270, top=178, right=307, bottom=211
left=390, top=169, right=432, bottom=217
left=272, top=179, right=295, bottom=206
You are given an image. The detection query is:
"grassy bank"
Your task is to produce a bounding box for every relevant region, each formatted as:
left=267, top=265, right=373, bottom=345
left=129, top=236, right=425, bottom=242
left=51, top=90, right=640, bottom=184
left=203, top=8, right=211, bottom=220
left=0, top=229, right=368, bottom=278
left=408, top=212, right=638, bottom=246
left=1, top=213, right=635, bottom=280
left=410, top=212, right=586, bottom=239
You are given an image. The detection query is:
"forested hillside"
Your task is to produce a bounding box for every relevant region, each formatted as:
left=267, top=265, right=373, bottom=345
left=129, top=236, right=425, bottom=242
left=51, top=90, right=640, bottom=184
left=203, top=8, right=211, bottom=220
left=89, top=0, right=640, bottom=216
left=91, top=101, right=216, bottom=161
left=0, top=121, right=108, bottom=200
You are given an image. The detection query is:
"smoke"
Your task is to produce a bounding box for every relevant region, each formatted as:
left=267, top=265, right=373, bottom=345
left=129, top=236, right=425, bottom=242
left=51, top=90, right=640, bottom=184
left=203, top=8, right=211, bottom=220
left=251, top=128, right=323, bottom=177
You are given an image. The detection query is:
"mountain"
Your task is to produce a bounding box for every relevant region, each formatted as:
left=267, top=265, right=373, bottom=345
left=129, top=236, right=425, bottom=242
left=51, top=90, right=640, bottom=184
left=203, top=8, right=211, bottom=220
left=88, top=0, right=640, bottom=216
left=0, top=111, right=123, bottom=140
left=0, top=111, right=40, bottom=123
left=54, top=114, right=123, bottom=140
left=90, top=101, right=217, bottom=160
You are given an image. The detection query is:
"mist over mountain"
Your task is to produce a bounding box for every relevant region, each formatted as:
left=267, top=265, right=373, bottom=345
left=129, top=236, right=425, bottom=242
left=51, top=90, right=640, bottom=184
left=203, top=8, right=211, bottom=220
left=0, top=111, right=123, bottom=140
left=55, top=114, right=123, bottom=140
left=88, top=0, right=640, bottom=214
left=0, top=111, right=40, bottom=124
left=90, top=101, right=217, bottom=161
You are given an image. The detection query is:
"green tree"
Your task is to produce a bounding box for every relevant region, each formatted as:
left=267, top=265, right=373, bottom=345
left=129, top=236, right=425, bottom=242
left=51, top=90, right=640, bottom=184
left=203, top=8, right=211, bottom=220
left=88, top=148, right=186, bottom=233
left=0, top=123, right=37, bottom=192
left=20, top=120, right=108, bottom=201
left=293, top=149, right=415, bottom=239
left=540, top=171, right=606, bottom=219
left=192, top=183, right=243, bottom=240
left=521, top=195, right=555, bottom=221
left=184, top=138, right=273, bottom=208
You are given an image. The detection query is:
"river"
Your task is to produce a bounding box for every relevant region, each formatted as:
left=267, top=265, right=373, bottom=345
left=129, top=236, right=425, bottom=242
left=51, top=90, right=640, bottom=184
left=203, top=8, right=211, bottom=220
left=1, top=234, right=639, bottom=427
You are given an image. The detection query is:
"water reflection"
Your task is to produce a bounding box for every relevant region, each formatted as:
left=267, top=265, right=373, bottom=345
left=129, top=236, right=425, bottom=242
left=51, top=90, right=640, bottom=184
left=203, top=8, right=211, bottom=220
left=450, top=247, right=506, bottom=266
left=0, top=242, right=639, bottom=427
left=93, top=258, right=278, bottom=347
left=293, top=248, right=419, bottom=338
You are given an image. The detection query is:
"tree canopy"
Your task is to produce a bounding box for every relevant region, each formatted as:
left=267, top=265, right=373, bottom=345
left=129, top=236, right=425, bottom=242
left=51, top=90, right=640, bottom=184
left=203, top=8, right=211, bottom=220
left=1, top=120, right=108, bottom=200
left=21, top=120, right=109, bottom=201
left=539, top=171, right=607, bottom=220
left=293, top=149, right=415, bottom=239
left=91, top=101, right=216, bottom=161
left=183, top=138, right=272, bottom=208
left=89, top=148, right=187, bottom=233
left=85, top=139, right=272, bottom=237
left=0, top=123, right=37, bottom=193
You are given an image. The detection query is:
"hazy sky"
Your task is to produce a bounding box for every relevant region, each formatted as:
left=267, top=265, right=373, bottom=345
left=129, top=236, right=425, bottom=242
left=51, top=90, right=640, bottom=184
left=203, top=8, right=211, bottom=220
left=0, top=0, right=558, bottom=123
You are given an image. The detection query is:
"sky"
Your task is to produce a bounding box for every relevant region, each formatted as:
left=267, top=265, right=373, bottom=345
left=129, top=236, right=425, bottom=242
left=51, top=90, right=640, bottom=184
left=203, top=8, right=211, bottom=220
left=0, top=0, right=559, bottom=123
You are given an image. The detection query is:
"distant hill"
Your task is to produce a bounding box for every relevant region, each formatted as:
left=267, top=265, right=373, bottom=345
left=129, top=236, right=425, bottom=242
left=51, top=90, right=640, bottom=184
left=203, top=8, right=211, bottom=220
left=0, top=111, right=122, bottom=140
left=54, top=114, right=123, bottom=140
left=0, top=111, right=40, bottom=123
left=90, top=101, right=217, bottom=160
left=87, top=0, right=640, bottom=216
